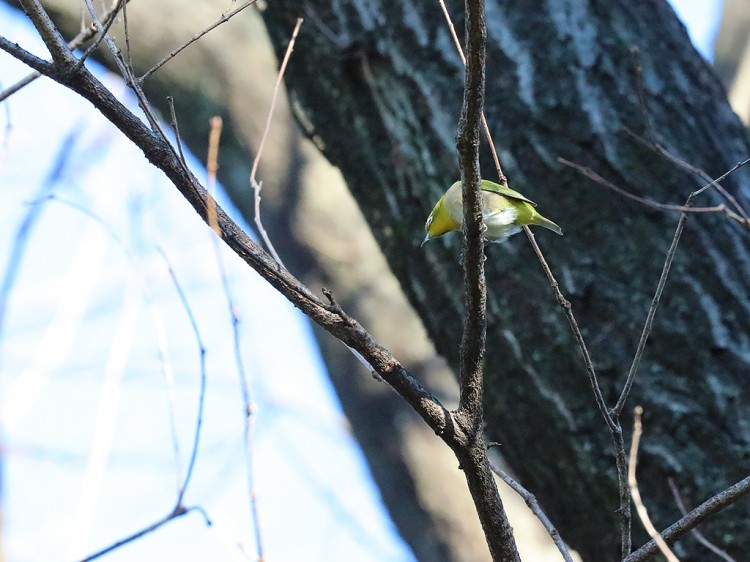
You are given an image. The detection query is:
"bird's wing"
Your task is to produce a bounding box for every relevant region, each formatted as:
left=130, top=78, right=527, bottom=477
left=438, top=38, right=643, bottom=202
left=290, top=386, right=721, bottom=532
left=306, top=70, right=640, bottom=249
left=480, top=179, right=537, bottom=207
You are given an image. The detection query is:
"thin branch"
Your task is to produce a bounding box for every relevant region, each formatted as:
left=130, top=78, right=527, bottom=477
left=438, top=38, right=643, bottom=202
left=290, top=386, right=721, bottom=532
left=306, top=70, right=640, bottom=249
left=453, top=0, right=520, bottom=560
left=438, top=0, right=505, bottom=182
left=628, top=406, right=680, bottom=562
left=121, top=0, right=132, bottom=69
left=557, top=156, right=750, bottom=228
left=455, top=0, right=486, bottom=423
left=609, top=157, right=750, bottom=418
left=78, top=505, right=211, bottom=562
left=439, top=0, right=619, bottom=556
left=623, top=475, right=750, bottom=562
left=138, top=0, right=259, bottom=83
left=17, top=0, right=77, bottom=67
left=249, top=18, right=304, bottom=267
left=523, top=226, right=632, bottom=555
left=76, top=0, right=126, bottom=68
left=611, top=200, right=691, bottom=417
left=157, top=248, right=208, bottom=507
left=490, top=460, right=575, bottom=562
left=205, top=115, right=266, bottom=559
left=166, top=96, right=188, bottom=168
left=0, top=34, right=56, bottom=75
left=206, top=116, right=223, bottom=237
left=667, top=478, right=737, bottom=562
left=626, top=51, right=750, bottom=224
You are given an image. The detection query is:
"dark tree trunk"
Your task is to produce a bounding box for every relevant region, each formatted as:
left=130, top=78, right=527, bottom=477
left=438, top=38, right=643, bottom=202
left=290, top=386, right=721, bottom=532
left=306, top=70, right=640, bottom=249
left=261, top=1, right=750, bottom=560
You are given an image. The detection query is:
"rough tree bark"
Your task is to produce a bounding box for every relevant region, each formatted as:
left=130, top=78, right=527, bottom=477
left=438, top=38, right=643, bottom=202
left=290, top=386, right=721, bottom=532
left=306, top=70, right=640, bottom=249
left=258, top=0, right=750, bottom=560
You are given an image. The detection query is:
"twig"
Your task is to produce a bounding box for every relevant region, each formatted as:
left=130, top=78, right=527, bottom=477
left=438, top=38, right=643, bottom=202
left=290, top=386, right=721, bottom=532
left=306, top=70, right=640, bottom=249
left=78, top=505, right=211, bottom=562
left=489, top=460, right=575, bottom=562
left=626, top=50, right=750, bottom=224
left=157, top=248, right=208, bottom=507
left=623, top=475, right=750, bottom=562
left=628, top=406, right=680, bottom=562
left=205, top=114, right=265, bottom=559
left=120, top=0, right=132, bottom=68
left=523, top=226, right=632, bottom=555
left=249, top=18, right=304, bottom=267
left=206, top=116, right=223, bottom=237
left=79, top=0, right=179, bottom=157
left=0, top=0, right=129, bottom=102
left=609, top=157, right=750, bottom=417
left=17, top=0, right=77, bottom=67
left=611, top=200, right=691, bottom=417
left=138, top=0, right=259, bottom=83
left=667, top=478, right=737, bottom=562
left=438, top=0, right=505, bottom=183
left=166, top=96, right=188, bottom=168
left=76, top=0, right=125, bottom=68
left=558, top=157, right=750, bottom=228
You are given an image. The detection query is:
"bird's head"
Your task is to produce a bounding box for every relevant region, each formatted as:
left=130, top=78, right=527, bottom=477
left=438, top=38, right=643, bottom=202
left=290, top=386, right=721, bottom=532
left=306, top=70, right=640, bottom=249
left=422, top=192, right=461, bottom=246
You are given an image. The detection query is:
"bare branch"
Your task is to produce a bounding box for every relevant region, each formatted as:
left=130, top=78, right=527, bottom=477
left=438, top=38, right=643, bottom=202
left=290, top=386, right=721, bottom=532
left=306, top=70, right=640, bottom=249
left=166, top=96, right=188, bottom=167
left=522, top=225, right=632, bottom=553
left=0, top=7, right=128, bottom=107
left=78, top=505, right=211, bottom=562
left=667, top=479, right=737, bottom=562
left=629, top=406, right=680, bottom=562
left=450, top=0, right=520, bottom=560
left=490, top=460, right=575, bottom=562
left=437, top=0, right=505, bottom=183
left=0, top=34, right=55, bottom=75
left=156, top=248, right=208, bottom=508
left=623, top=475, right=750, bottom=562
left=249, top=17, right=305, bottom=267
left=204, top=115, right=266, bottom=558
left=77, top=0, right=126, bottom=68
left=206, top=116, right=223, bottom=237
left=139, top=0, right=259, bottom=83
left=16, top=0, right=77, bottom=67
left=558, top=156, right=750, bottom=228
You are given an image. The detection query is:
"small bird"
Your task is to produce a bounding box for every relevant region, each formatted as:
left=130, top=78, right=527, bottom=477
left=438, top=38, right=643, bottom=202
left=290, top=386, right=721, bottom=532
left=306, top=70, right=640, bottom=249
left=422, top=179, right=562, bottom=246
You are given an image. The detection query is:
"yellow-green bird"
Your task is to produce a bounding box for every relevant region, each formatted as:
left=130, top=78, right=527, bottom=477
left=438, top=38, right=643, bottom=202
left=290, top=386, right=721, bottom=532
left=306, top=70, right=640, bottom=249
left=422, top=179, right=562, bottom=246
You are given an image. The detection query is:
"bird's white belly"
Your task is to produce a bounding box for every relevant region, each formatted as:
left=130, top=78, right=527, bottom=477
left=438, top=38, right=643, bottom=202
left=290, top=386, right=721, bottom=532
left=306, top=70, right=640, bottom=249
left=483, top=207, right=520, bottom=242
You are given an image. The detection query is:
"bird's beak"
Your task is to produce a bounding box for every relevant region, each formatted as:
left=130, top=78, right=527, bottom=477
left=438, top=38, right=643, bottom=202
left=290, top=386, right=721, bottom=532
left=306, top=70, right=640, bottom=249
left=420, top=232, right=431, bottom=247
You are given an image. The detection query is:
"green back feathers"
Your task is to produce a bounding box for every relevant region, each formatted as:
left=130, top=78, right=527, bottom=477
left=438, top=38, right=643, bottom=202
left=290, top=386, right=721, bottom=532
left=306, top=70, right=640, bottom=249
left=480, top=179, right=536, bottom=206
left=481, top=179, right=562, bottom=235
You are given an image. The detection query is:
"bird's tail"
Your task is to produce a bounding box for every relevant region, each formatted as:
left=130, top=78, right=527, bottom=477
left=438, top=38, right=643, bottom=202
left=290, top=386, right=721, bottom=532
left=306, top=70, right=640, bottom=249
left=531, top=214, right=563, bottom=235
